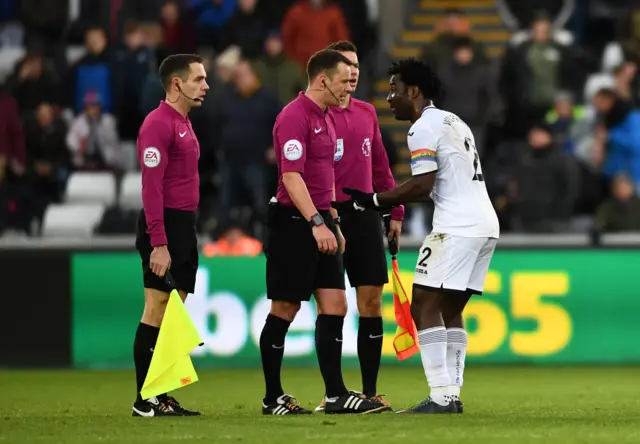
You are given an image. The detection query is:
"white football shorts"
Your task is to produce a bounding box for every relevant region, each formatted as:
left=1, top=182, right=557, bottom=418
left=413, top=233, right=497, bottom=294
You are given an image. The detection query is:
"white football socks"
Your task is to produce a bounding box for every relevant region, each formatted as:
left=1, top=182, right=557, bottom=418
left=446, top=328, right=468, bottom=399
left=418, top=326, right=450, bottom=406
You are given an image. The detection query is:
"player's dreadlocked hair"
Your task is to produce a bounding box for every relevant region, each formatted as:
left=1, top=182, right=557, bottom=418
left=387, top=58, right=445, bottom=103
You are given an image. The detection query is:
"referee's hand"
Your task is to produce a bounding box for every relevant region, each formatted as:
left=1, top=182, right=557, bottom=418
left=312, top=225, right=338, bottom=255
left=150, top=245, right=172, bottom=277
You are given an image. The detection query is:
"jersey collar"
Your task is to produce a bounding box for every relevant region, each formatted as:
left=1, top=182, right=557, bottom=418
left=298, top=92, right=327, bottom=117
left=421, top=102, right=435, bottom=115
left=160, top=100, right=189, bottom=123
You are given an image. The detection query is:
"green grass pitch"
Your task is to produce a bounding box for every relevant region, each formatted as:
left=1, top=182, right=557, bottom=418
left=2, top=366, right=640, bottom=443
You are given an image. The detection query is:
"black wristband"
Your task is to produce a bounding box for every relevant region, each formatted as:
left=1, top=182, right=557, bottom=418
left=333, top=216, right=341, bottom=225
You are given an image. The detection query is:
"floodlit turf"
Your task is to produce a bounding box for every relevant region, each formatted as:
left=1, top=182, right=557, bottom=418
left=2, top=366, right=640, bottom=443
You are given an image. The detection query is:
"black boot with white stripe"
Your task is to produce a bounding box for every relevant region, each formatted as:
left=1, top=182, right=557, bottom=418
left=324, top=391, right=390, bottom=414
left=262, top=394, right=312, bottom=415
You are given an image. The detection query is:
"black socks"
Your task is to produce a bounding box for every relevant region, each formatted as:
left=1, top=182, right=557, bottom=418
left=260, top=313, right=291, bottom=404
left=133, top=322, right=160, bottom=402
left=358, top=316, right=383, bottom=397
left=315, top=314, right=348, bottom=398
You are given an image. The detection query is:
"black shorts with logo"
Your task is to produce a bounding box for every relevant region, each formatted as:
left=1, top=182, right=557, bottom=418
left=265, top=205, right=344, bottom=302
left=135, top=208, right=199, bottom=294
left=339, top=207, right=389, bottom=288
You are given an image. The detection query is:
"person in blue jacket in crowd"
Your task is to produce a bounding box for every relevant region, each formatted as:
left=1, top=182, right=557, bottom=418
left=593, top=88, right=640, bottom=194
left=190, top=0, right=236, bottom=51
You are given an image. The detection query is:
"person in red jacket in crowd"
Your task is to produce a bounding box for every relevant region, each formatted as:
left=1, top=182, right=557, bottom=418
left=281, top=0, right=350, bottom=68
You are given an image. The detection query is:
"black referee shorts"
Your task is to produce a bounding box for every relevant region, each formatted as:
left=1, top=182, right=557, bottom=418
left=135, top=208, right=198, bottom=294
left=340, top=207, right=389, bottom=288
left=265, top=205, right=344, bottom=302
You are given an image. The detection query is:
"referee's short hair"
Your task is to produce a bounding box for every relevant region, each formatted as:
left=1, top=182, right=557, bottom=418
left=326, top=40, right=357, bottom=54
left=306, top=49, right=352, bottom=82
left=159, top=54, right=203, bottom=91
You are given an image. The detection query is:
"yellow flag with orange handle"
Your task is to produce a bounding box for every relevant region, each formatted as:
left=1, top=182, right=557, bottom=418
left=385, top=215, right=420, bottom=360
left=391, top=256, right=420, bottom=360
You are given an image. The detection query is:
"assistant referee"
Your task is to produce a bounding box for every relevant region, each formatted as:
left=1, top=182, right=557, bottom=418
left=132, top=54, right=208, bottom=418
left=259, top=49, right=384, bottom=416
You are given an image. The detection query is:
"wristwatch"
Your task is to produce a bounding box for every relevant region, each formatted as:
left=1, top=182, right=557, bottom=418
left=333, top=216, right=341, bottom=225
left=309, top=213, right=325, bottom=228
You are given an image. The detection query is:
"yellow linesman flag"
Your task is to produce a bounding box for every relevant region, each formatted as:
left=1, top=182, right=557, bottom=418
left=391, top=257, right=420, bottom=360
left=141, top=290, right=203, bottom=400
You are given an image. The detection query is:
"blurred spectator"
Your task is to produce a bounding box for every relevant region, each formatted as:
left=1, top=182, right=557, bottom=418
left=0, top=93, right=27, bottom=234
left=499, top=0, right=574, bottom=31
left=160, top=0, right=196, bottom=53
left=68, top=26, right=116, bottom=115
left=220, top=0, right=269, bottom=60
left=19, top=0, right=69, bottom=73
left=595, top=173, right=640, bottom=232
left=437, top=36, right=497, bottom=157
left=500, top=14, right=577, bottom=137
left=252, top=30, right=306, bottom=106
left=509, top=124, right=580, bottom=232
left=257, top=0, right=298, bottom=28
left=617, top=9, right=640, bottom=65
left=120, top=0, right=165, bottom=24
left=545, top=91, right=587, bottom=154
left=189, top=49, right=220, bottom=225
left=115, top=21, right=153, bottom=140
left=66, top=92, right=123, bottom=171
left=214, top=44, right=242, bottom=84
left=213, top=59, right=280, bottom=227
left=592, top=88, right=640, bottom=193
left=334, top=0, right=376, bottom=61
left=281, top=0, right=350, bottom=68
left=69, top=0, right=113, bottom=44
left=140, top=48, right=172, bottom=117
left=202, top=222, right=262, bottom=256
left=3, top=51, right=59, bottom=119
left=191, top=0, right=237, bottom=51
left=23, top=102, right=69, bottom=227
left=612, top=61, right=640, bottom=106
left=420, top=9, right=487, bottom=72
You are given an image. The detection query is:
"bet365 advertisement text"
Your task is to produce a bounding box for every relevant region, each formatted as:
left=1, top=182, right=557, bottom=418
left=71, top=250, right=640, bottom=368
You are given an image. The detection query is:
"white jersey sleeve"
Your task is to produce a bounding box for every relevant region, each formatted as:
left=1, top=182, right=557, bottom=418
left=408, top=124, right=438, bottom=176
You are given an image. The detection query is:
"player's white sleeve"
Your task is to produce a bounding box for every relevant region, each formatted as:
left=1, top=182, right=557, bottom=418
left=408, top=129, right=438, bottom=176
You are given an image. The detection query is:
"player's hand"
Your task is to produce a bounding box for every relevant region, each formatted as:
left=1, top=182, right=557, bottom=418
left=388, top=219, right=402, bottom=252
left=336, top=226, right=346, bottom=254
left=341, top=188, right=377, bottom=211
left=312, top=224, right=338, bottom=255
left=150, top=245, right=171, bottom=277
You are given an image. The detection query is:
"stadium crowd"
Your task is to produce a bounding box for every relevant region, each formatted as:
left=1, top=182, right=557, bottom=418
left=0, top=0, right=638, bottom=242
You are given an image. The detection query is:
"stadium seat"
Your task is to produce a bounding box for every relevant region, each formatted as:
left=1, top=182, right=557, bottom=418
left=41, top=204, right=107, bottom=237
left=583, top=73, right=614, bottom=103
left=119, top=172, right=142, bottom=210
left=65, top=171, right=117, bottom=206
left=121, top=140, right=138, bottom=171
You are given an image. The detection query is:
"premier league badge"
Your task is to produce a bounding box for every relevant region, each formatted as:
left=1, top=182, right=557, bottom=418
left=362, top=137, right=371, bottom=157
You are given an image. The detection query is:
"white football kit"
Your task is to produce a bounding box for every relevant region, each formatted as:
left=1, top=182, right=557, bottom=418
left=408, top=106, right=500, bottom=294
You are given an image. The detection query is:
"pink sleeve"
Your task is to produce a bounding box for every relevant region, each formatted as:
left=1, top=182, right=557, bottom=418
left=275, top=112, right=308, bottom=174
left=138, top=120, right=172, bottom=246
left=370, top=112, right=404, bottom=220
